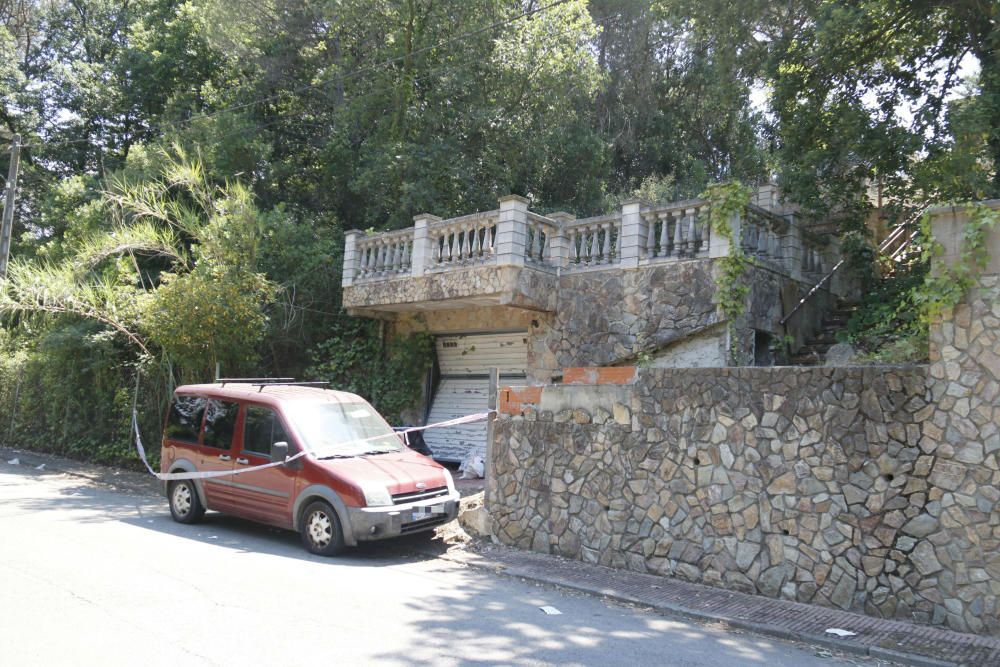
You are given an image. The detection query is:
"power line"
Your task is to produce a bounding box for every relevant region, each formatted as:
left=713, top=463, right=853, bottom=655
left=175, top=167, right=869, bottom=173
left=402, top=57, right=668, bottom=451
left=21, top=0, right=579, bottom=151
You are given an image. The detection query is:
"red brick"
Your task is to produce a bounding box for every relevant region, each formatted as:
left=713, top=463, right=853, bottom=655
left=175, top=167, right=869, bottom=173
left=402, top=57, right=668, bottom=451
left=563, top=366, right=637, bottom=385
left=498, top=385, right=542, bottom=415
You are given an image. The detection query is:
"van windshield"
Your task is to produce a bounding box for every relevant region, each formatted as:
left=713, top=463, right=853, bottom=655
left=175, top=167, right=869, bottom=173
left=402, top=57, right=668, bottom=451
left=285, top=401, right=403, bottom=458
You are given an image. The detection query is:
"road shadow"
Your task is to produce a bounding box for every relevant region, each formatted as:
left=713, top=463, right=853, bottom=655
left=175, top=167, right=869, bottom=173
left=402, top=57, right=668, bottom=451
left=363, top=560, right=850, bottom=667
left=0, top=464, right=457, bottom=566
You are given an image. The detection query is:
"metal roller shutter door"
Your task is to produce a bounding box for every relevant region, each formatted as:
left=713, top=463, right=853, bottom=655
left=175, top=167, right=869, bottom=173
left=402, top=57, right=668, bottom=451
left=434, top=332, right=528, bottom=376
left=424, top=332, right=528, bottom=463
left=422, top=378, right=490, bottom=462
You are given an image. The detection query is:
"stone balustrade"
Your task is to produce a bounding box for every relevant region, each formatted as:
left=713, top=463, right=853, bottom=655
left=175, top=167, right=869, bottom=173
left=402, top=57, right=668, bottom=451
left=353, top=228, right=414, bottom=280
left=563, top=215, right=622, bottom=270
left=641, top=200, right=711, bottom=261
left=526, top=212, right=560, bottom=268
left=341, top=192, right=834, bottom=288
left=427, top=212, right=498, bottom=271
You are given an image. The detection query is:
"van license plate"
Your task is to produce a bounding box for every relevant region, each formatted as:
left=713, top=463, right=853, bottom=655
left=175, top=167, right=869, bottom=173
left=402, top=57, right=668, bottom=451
left=411, top=504, right=445, bottom=522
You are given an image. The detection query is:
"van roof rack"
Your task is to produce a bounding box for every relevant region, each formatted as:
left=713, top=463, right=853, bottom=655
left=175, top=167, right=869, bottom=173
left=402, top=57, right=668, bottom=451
left=216, top=377, right=296, bottom=386
left=215, top=378, right=331, bottom=392
left=251, top=381, right=331, bottom=392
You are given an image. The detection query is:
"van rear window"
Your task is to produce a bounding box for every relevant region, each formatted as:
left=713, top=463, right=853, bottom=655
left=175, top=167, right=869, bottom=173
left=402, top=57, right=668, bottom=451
left=165, top=396, right=206, bottom=443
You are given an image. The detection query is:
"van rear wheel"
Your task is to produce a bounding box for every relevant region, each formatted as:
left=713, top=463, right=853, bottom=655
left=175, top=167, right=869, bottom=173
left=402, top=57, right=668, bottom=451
left=168, top=480, right=205, bottom=524
left=300, top=500, right=346, bottom=556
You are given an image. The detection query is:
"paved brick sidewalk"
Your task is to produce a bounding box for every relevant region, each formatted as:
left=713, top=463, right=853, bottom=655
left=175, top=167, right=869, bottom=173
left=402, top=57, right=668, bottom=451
left=439, top=542, right=1000, bottom=667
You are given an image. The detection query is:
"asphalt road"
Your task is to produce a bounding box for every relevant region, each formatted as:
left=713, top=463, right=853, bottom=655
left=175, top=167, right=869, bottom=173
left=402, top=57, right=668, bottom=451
left=0, top=460, right=885, bottom=667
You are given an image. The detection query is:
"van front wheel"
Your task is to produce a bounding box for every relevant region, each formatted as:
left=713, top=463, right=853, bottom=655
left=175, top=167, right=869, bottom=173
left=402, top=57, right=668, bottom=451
left=300, top=500, right=346, bottom=556
left=168, top=480, right=205, bottom=524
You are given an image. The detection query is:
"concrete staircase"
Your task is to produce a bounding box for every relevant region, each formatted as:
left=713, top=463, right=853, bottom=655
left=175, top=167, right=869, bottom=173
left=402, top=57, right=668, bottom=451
left=788, top=301, right=858, bottom=365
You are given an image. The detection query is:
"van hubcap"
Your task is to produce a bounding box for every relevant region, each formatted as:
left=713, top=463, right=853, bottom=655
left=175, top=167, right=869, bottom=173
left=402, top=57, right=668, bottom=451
left=172, top=484, right=192, bottom=516
left=307, top=511, right=332, bottom=547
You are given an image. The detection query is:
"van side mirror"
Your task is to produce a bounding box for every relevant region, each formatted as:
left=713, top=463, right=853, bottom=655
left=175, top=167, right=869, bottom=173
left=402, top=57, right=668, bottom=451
left=271, top=441, right=289, bottom=463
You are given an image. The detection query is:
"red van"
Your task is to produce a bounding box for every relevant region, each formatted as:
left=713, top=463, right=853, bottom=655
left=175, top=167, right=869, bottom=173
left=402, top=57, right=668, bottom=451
left=159, top=380, right=459, bottom=555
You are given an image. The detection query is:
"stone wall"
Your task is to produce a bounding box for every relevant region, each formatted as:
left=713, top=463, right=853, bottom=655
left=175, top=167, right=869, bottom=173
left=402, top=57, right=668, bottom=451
left=489, top=202, right=1000, bottom=635
left=344, top=264, right=558, bottom=315
left=491, top=360, right=998, bottom=636
left=919, top=273, right=1000, bottom=633
left=386, top=259, right=816, bottom=383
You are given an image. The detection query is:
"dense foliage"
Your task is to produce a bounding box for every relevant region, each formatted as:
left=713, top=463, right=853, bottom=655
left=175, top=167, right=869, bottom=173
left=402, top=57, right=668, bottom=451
left=0, top=0, right=994, bottom=464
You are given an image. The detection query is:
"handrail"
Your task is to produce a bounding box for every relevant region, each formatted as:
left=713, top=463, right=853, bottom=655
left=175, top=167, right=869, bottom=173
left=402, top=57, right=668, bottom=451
left=779, top=205, right=929, bottom=326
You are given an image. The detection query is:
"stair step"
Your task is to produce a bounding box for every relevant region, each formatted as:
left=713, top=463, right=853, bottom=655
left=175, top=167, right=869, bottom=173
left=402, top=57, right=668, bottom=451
left=811, top=335, right=840, bottom=345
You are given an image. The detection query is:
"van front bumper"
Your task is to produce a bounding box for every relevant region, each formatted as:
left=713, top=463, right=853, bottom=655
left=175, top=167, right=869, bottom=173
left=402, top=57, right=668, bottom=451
left=345, top=491, right=460, bottom=542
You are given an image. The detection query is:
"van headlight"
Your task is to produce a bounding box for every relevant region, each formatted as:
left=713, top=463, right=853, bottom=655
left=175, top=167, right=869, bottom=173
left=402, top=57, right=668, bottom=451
left=362, top=485, right=393, bottom=507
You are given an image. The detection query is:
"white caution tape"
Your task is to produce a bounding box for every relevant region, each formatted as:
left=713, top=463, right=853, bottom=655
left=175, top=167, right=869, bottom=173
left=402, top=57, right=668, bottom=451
left=132, top=403, right=493, bottom=482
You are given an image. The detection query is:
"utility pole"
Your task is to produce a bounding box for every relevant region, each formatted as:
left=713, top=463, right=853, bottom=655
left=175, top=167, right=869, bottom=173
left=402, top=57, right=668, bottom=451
left=0, top=134, right=22, bottom=279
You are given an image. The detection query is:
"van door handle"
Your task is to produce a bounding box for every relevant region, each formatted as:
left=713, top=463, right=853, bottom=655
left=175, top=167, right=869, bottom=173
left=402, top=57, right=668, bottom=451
left=236, top=457, right=249, bottom=465
left=218, top=454, right=231, bottom=461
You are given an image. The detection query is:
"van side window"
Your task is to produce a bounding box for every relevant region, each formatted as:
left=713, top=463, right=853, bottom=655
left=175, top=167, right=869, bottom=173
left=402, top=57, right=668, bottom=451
left=165, top=396, right=207, bottom=443
left=202, top=400, right=239, bottom=450
left=244, top=406, right=290, bottom=457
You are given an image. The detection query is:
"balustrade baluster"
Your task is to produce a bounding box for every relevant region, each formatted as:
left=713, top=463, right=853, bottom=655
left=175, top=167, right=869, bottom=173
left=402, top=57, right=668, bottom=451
left=361, top=246, right=371, bottom=276
left=657, top=214, right=669, bottom=258
left=587, top=226, right=598, bottom=263
left=674, top=215, right=685, bottom=254
left=646, top=217, right=656, bottom=258
left=470, top=225, right=480, bottom=258
left=615, top=221, right=622, bottom=260
left=686, top=210, right=696, bottom=255
left=601, top=223, right=611, bottom=263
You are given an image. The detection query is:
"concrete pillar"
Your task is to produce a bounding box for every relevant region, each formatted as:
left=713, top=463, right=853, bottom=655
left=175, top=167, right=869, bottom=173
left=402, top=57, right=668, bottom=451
left=783, top=218, right=804, bottom=282
left=342, top=230, right=363, bottom=287
left=619, top=199, right=643, bottom=268
left=495, top=195, right=530, bottom=267
left=547, top=211, right=575, bottom=268
left=410, top=213, right=441, bottom=277
left=709, top=213, right=736, bottom=258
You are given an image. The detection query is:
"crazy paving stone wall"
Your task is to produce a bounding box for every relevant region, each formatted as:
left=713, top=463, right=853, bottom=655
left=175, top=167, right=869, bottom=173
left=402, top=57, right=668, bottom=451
left=920, top=274, right=1000, bottom=633
left=491, top=345, right=1000, bottom=635
left=530, top=262, right=798, bottom=380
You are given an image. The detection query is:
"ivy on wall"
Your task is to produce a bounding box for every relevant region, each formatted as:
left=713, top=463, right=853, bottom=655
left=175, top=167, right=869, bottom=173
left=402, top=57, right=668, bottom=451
left=701, top=182, right=753, bottom=361
left=843, top=203, right=998, bottom=363
left=917, top=203, right=1000, bottom=324
left=306, top=319, right=434, bottom=424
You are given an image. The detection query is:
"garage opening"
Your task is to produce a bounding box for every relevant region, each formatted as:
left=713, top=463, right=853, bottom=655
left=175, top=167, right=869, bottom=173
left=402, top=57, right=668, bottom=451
left=423, top=332, right=528, bottom=464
